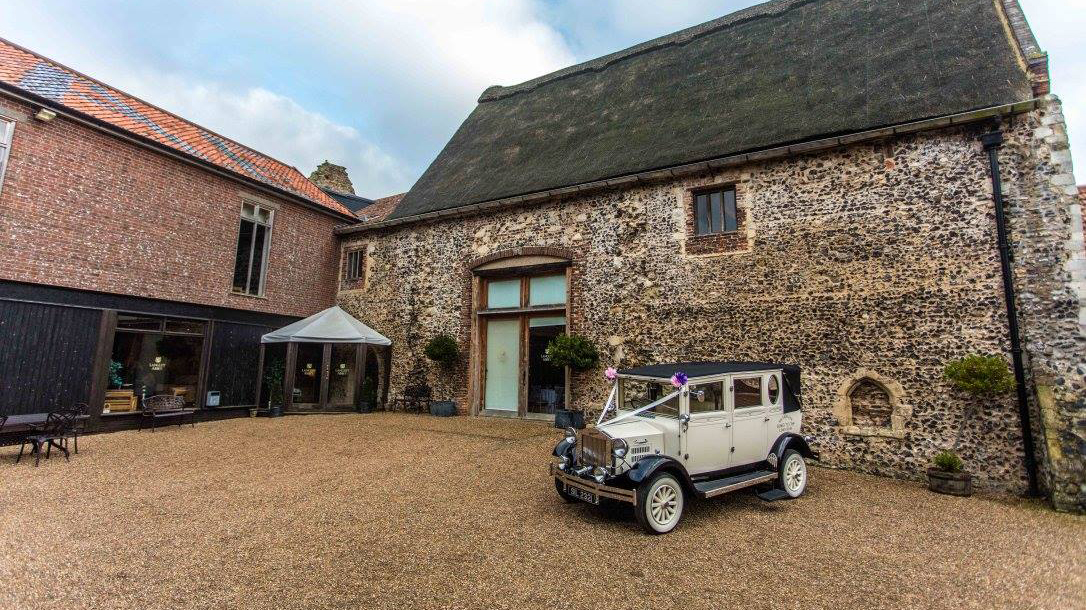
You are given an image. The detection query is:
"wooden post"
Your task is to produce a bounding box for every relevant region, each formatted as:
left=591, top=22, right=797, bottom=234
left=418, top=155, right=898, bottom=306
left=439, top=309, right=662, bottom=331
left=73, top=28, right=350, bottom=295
left=195, top=320, right=214, bottom=409
left=283, top=342, right=297, bottom=411
left=319, top=343, right=332, bottom=409
left=87, top=309, right=118, bottom=421
left=356, top=343, right=368, bottom=410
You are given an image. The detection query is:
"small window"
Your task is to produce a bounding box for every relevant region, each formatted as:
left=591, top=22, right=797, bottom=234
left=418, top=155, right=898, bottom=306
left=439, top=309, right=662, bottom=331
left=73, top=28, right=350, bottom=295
left=689, top=382, right=723, bottom=413
left=486, top=279, right=521, bottom=309
left=767, top=375, right=780, bottom=405
left=694, top=187, right=737, bottom=236
left=232, top=202, right=273, bottom=296
left=0, top=117, right=13, bottom=195
left=345, top=250, right=363, bottom=281
left=528, top=274, right=566, bottom=306
left=733, top=376, right=763, bottom=409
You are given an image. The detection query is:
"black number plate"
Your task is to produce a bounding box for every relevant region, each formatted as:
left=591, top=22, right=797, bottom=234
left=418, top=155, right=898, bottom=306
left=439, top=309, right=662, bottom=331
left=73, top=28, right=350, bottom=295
left=566, top=484, right=599, bottom=504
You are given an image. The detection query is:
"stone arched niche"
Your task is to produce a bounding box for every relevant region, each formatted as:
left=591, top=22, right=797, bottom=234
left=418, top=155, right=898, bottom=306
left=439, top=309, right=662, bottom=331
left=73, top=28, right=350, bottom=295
left=834, top=370, right=909, bottom=439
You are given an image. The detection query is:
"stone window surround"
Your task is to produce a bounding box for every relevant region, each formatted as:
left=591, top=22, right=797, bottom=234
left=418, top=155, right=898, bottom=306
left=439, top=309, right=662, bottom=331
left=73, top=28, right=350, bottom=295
left=340, top=243, right=368, bottom=291
left=679, top=178, right=752, bottom=257
left=833, top=369, right=911, bottom=439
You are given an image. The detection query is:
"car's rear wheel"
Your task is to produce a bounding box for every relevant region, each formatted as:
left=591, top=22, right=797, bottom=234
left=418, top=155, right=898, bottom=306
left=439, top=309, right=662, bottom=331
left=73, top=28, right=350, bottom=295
left=635, top=472, right=684, bottom=534
left=554, top=477, right=579, bottom=503
left=779, top=449, right=808, bottom=498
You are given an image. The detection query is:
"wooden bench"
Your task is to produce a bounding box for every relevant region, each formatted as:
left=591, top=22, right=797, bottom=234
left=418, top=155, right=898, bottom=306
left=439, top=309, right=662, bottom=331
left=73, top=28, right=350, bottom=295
left=139, top=395, right=196, bottom=431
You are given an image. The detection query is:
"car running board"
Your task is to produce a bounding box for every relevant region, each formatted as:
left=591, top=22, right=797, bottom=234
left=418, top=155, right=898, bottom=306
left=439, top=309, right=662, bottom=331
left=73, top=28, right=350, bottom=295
left=693, top=470, right=778, bottom=498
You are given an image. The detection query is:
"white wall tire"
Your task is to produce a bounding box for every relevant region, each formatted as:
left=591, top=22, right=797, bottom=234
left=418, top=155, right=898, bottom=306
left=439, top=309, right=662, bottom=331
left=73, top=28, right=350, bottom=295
left=635, top=472, right=684, bottom=534
left=779, top=449, right=808, bottom=498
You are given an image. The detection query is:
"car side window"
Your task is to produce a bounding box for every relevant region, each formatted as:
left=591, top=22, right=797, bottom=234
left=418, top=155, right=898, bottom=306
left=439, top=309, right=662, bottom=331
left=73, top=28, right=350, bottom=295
left=733, top=376, right=763, bottom=409
left=767, top=374, right=781, bottom=406
left=689, top=382, right=723, bottom=413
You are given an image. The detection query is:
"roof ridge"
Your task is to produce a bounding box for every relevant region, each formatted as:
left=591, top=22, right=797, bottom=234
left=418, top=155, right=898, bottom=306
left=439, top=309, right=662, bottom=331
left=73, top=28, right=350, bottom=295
left=478, top=0, right=817, bottom=103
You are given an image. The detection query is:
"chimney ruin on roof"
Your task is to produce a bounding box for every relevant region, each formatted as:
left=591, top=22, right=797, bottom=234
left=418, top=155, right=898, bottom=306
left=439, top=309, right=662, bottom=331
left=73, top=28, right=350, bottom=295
left=309, top=161, right=355, bottom=194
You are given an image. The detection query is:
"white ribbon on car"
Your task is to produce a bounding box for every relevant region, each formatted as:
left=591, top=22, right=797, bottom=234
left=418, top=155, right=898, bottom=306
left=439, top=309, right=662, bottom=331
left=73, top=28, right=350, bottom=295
left=595, top=384, right=618, bottom=425
left=599, top=387, right=683, bottom=426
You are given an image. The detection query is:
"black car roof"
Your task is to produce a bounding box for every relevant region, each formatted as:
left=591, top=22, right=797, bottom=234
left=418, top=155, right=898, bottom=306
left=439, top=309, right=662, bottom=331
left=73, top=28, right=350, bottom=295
left=618, top=361, right=799, bottom=379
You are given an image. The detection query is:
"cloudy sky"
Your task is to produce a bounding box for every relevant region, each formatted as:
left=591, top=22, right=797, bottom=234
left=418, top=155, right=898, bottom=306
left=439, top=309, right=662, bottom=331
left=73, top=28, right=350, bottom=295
left=0, top=0, right=1081, bottom=196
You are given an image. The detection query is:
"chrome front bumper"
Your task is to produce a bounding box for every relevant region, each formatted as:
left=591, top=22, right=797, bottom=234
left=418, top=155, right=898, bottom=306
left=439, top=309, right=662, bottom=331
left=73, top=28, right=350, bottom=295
left=550, top=463, right=637, bottom=505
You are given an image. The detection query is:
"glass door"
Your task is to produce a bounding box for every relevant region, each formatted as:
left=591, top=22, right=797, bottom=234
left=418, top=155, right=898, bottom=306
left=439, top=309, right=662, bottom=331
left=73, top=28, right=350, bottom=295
left=328, top=344, right=357, bottom=408
left=527, top=316, right=566, bottom=414
left=292, top=342, right=325, bottom=408
left=484, top=318, right=520, bottom=411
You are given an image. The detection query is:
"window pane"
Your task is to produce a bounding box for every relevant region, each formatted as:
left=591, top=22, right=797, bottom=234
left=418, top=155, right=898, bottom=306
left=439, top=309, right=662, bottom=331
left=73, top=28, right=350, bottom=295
left=109, top=331, right=203, bottom=409
left=247, top=223, right=267, bottom=295
left=256, top=208, right=271, bottom=224
left=768, top=374, right=780, bottom=405
left=734, top=376, right=763, bottom=409
left=242, top=203, right=256, bottom=219
left=486, top=279, right=520, bottom=308
left=690, top=382, right=723, bottom=413
left=621, top=380, right=679, bottom=418
left=233, top=219, right=254, bottom=292
left=165, top=318, right=205, bottom=335
left=529, top=315, right=566, bottom=327
left=117, top=315, right=162, bottom=331
left=709, top=191, right=723, bottom=233
left=724, top=189, right=738, bottom=232
left=328, top=344, right=357, bottom=406
left=528, top=274, right=566, bottom=306
left=695, top=194, right=708, bottom=235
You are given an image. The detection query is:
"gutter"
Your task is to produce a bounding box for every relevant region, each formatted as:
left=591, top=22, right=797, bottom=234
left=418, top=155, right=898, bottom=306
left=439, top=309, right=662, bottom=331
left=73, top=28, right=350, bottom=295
left=337, top=98, right=1040, bottom=235
left=980, top=130, right=1040, bottom=497
left=0, top=83, right=357, bottom=224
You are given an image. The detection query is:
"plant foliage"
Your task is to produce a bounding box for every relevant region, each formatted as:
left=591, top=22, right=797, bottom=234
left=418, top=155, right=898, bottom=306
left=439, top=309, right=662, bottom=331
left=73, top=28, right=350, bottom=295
left=943, top=355, right=1015, bottom=397
left=424, top=334, right=459, bottom=367
left=545, top=334, right=599, bottom=371
left=263, top=358, right=285, bottom=407
left=932, top=450, right=964, bottom=473
left=108, top=360, right=124, bottom=389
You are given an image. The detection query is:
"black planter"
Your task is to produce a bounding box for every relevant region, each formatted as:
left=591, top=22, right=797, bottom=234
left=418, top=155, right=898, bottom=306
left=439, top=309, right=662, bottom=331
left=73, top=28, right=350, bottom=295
left=555, top=408, right=585, bottom=429
left=358, top=401, right=374, bottom=414
left=269, top=405, right=283, bottom=418
left=430, top=401, right=457, bottom=417
left=927, top=468, right=973, bottom=497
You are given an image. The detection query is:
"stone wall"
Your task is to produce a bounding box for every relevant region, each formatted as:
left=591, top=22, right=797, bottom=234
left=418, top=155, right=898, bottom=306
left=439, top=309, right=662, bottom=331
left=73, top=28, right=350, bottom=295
left=338, top=103, right=1084, bottom=501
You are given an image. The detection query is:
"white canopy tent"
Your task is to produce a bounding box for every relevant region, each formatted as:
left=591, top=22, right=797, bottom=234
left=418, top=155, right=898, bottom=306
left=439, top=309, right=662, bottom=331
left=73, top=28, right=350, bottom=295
left=261, top=306, right=391, bottom=345
left=259, top=306, right=390, bottom=413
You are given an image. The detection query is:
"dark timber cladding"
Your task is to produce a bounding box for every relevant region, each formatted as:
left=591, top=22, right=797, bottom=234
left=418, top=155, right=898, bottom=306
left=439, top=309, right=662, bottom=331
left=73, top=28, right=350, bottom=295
left=0, top=280, right=299, bottom=426
left=390, top=0, right=1033, bottom=220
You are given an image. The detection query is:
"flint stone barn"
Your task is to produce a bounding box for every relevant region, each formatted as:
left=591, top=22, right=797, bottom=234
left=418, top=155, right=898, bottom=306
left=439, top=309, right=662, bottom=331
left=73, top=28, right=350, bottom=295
left=336, top=0, right=1086, bottom=511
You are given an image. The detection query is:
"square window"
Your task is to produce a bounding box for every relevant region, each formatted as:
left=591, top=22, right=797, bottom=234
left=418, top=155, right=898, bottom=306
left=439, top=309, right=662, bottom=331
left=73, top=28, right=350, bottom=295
left=486, top=279, right=521, bottom=308
left=733, top=376, right=763, bottom=409
left=693, top=186, right=738, bottom=236
left=528, top=274, right=566, bottom=306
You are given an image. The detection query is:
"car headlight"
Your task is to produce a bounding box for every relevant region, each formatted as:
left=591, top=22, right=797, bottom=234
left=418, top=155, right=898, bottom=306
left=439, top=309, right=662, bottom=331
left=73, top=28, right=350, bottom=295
left=557, top=455, right=569, bottom=470
left=564, top=427, right=577, bottom=445
left=593, top=467, right=607, bottom=483
left=612, top=438, right=628, bottom=459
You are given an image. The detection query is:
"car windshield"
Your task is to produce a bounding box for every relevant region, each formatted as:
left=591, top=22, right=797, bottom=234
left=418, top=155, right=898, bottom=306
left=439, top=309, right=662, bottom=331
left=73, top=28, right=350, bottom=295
left=620, top=379, right=679, bottom=418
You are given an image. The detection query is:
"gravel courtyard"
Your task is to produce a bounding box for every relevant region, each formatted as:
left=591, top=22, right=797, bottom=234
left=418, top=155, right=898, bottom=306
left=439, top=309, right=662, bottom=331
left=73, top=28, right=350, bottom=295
left=0, top=413, right=1082, bottom=610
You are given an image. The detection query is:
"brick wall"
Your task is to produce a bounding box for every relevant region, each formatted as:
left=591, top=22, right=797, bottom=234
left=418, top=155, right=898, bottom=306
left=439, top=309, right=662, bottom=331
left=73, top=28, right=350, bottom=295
left=0, top=94, right=341, bottom=318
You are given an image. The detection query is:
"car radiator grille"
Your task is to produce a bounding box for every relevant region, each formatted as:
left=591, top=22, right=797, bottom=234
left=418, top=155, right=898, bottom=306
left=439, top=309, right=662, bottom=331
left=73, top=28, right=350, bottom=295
left=579, top=430, right=611, bottom=467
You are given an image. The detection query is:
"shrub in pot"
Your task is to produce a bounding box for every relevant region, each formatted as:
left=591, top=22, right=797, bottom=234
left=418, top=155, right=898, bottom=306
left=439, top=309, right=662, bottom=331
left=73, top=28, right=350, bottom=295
left=424, top=334, right=459, bottom=369
left=545, top=334, right=599, bottom=429
left=927, top=450, right=972, bottom=496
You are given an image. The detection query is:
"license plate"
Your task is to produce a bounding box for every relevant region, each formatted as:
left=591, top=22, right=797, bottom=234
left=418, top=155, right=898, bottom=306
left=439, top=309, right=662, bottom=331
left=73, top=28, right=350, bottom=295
left=566, top=484, right=599, bottom=504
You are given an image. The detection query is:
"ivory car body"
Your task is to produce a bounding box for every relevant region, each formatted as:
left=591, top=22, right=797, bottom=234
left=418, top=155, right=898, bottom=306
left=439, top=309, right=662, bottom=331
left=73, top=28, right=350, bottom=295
left=551, top=362, right=817, bottom=534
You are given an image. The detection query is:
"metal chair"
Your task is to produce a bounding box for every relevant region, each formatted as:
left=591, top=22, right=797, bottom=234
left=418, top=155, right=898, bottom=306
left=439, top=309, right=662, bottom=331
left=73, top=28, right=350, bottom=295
left=58, top=403, right=89, bottom=453
left=16, top=411, right=74, bottom=466
left=140, top=395, right=196, bottom=431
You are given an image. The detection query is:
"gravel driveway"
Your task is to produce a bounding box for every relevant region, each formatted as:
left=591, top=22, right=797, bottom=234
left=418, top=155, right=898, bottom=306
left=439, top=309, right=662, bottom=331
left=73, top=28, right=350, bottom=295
left=0, top=413, right=1082, bottom=609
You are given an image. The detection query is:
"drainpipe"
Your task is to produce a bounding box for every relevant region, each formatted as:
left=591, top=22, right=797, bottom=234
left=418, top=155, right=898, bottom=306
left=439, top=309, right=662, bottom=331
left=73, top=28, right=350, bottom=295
left=980, top=130, right=1040, bottom=497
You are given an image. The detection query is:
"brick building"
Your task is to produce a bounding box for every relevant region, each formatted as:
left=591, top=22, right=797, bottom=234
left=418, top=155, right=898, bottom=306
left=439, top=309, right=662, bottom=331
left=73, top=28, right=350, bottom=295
left=335, top=0, right=1085, bottom=511
left=0, top=37, right=358, bottom=430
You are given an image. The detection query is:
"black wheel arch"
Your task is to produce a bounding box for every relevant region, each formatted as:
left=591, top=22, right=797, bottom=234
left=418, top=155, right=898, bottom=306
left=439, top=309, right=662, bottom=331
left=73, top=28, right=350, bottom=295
left=625, top=455, right=695, bottom=493
left=553, top=438, right=575, bottom=457
left=770, top=432, right=818, bottom=462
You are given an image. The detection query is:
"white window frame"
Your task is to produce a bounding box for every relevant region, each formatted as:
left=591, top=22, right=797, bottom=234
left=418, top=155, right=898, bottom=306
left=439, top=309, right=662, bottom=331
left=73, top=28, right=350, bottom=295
left=232, top=201, right=274, bottom=297
left=0, top=116, right=14, bottom=196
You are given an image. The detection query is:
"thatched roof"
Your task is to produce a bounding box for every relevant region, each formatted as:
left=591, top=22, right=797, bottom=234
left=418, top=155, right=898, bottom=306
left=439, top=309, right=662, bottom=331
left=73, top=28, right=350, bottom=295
left=390, top=0, right=1032, bottom=221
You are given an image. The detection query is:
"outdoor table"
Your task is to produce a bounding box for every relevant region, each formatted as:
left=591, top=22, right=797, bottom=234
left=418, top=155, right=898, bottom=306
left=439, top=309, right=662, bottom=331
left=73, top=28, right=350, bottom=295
left=0, top=413, right=90, bottom=434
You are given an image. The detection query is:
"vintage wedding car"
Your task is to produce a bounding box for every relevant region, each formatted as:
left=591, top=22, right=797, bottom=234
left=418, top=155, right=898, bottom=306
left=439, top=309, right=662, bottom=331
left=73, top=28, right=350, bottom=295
left=551, top=362, right=817, bottom=534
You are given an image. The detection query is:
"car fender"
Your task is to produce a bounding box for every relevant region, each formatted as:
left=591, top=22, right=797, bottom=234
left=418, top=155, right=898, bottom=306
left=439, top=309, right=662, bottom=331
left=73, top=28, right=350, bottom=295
left=769, top=433, right=818, bottom=463
left=626, top=455, right=694, bottom=490
left=553, top=438, right=575, bottom=457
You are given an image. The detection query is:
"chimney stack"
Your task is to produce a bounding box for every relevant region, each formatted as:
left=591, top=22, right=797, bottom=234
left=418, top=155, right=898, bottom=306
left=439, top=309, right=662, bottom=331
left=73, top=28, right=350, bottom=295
left=309, top=161, right=355, bottom=194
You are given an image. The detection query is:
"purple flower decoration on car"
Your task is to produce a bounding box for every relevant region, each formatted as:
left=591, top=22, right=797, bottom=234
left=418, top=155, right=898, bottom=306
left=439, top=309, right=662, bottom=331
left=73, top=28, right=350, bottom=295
left=671, top=372, right=688, bottom=388
left=604, top=366, right=618, bottom=381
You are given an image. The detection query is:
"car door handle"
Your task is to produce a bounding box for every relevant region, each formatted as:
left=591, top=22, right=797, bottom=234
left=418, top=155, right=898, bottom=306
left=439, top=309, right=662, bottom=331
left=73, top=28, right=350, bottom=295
left=724, top=423, right=731, bottom=428
left=764, top=417, right=771, bottom=422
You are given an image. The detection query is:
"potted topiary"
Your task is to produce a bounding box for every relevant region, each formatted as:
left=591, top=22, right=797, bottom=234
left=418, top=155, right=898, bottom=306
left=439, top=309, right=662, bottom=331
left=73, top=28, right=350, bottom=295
left=263, top=359, right=285, bottom=417
left=545, top=334, right=600, bottom=429
left=928, top=450, right=972, bottom=496
left=424, top=334, right=459, bottom=416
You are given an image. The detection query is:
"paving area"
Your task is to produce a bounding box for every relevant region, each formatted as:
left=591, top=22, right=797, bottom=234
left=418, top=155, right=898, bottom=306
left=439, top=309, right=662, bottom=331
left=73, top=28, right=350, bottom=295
left=0, top=413, right=1082, bottom=610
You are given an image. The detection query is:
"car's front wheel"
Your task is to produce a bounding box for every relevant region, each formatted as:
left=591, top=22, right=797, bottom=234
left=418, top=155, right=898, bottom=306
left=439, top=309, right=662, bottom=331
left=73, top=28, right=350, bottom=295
left=779, top=449, right=808, bottom=498
left=635, top=471, right=684, bottom=534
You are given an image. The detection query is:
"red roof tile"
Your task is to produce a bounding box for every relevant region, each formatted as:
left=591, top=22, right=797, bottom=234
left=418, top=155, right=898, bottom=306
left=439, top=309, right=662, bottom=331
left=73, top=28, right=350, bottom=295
left=0, top=37, right=352, bottom=217
left=356, top=193, right=405, bottom=223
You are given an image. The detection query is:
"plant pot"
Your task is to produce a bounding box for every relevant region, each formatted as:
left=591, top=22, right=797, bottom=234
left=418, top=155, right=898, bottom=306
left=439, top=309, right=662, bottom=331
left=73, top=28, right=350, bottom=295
left=249, top=408, right=258, bottom=418
left=430, top=401, right=457, bottom=417
left=358, top=401, right=374, bottom=414
left=269, top=405, right=283, bottom=418
left=554, top=408, right=585, bottom=430
left=927, top=468, right=973, bottom=497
